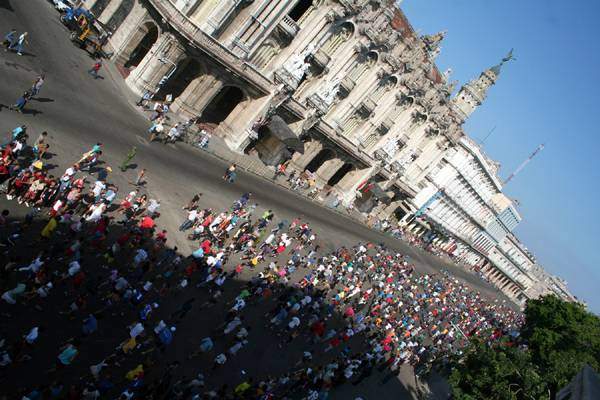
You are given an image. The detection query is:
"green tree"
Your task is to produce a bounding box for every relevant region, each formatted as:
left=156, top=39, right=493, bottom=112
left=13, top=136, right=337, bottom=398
left=447, top=295, right=600, bottom=399
left=521, top=295, right=600, bottom=398
left=449, top=338, right=548, bottom=400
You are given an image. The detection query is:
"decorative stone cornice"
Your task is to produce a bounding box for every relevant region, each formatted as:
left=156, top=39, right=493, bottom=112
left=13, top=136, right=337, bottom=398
left=147, top=0, right=273, bottom=94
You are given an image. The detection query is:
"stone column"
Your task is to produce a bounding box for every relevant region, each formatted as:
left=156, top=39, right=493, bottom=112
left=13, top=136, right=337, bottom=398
left=98, top=0, right=123, bottom=24
left=314, top=158, right=345, bottom=188
left=171, top=74, right=223, bottom=119
left=125, top=33, right=187, bottom=96
left=223, top=95, right=272, bottom=152
left=289, top=141, right=323, bottom=172
left=377, top=200, right=403, bottom=220
left=334, top=167, right=373, bottom=205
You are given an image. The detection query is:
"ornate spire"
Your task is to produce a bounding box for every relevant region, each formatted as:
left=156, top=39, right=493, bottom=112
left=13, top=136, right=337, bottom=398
left=421, top=30, right=447, bottom=58
left=451, top=50, right=514, bottom=122
left=488, top=49, right=515, bottom=76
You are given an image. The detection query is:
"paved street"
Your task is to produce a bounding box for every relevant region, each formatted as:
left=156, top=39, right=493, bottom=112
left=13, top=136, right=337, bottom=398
left=0, top=0, right=504, bottom=299
left=0, top=1, right=511, bottom=398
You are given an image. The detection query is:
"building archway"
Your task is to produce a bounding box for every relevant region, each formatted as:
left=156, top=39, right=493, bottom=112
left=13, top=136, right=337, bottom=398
left=156, top=58, right=203, bottom=100
left=123, top=22, right=158, bottom=69
left=202, top=86, right=245, bottom=125
left=327, top=162, right=353, bottom=186
left=305, top=148, right=334, bottom=173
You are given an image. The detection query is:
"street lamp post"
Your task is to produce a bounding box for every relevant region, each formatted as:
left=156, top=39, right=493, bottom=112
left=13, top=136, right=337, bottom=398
left=157, top=56, right=178, bottom=90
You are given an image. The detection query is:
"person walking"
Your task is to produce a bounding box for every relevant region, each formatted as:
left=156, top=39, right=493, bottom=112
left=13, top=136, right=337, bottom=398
left=88, top=60, right=102, bottom=79
left=8, top=31, right=27, bottom=55
left=3, top=29, right=16, bottom=50
left=223, top=163, right=237, bottom=183
left=119, top=146, right=137, bottom=172
left=10, top=91, right=31, bottom=113
left=30, top=75, right=45, bottom=98
left=136, top=90, right=153, bottom=108
left=148, top=118, right=164, bottom=142
left=134, top=168, right=146, bottom=186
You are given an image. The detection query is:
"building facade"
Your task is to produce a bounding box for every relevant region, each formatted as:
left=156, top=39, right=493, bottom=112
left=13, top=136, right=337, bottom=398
left=83, top=0, right=568, bottom=305
left=87, top=0, right=468, bottom=213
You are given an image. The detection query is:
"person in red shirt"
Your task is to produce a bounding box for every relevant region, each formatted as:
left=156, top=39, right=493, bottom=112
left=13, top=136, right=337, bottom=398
left=88, top=60, right=102, bottom=79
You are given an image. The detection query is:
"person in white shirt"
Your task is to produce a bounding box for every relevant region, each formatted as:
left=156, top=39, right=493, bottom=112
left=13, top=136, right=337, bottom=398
left=24, top=327, right=39, bottom=344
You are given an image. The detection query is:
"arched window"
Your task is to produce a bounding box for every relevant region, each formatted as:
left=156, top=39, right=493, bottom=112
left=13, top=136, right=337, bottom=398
left=370, top=75, right=397, bottom=99
left=362, top=133, right=379, bottom=149
left=347, top=51, right=377, bottom=81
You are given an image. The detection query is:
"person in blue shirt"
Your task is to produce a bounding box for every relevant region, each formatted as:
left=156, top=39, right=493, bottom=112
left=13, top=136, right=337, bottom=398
left=82, top=314, right=98, bottom=336
left=3, top=29, right=16, bottom=50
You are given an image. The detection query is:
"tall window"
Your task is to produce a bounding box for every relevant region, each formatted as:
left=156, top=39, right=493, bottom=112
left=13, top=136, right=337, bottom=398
left=321, top=22, right=354, bottom=56
left=289, top=0, right=313, bottom=22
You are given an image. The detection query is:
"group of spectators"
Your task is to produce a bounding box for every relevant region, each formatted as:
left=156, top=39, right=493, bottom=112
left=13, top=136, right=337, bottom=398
left=0, top=121, right=521, bottom=400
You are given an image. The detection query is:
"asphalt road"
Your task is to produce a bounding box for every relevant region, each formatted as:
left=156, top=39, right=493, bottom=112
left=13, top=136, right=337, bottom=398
left=0, top=0, right=509, bottom=397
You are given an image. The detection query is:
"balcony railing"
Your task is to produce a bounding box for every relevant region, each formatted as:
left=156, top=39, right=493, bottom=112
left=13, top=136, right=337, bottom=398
left=309, top=48, right=331, bottom=69
left=278, top=15, right=300, bottom=38
left=148, top=0, right=272, bottom=92
left=358, top=97, right=377, bottom=116
left=339, top=75, right=356, bottom=95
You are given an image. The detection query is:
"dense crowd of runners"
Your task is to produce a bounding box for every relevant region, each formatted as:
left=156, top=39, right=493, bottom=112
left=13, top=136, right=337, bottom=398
left=0, top=121, right=523, bottom=400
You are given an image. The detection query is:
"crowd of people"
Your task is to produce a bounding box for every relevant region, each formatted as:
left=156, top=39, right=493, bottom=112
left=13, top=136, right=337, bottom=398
left=0, top=4, right=528, bottom=399
left=0, top=120, right=522, bottom=400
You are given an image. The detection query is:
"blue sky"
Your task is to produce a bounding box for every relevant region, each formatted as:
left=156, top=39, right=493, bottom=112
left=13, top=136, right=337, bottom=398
left=400, top=0, right=600, bottom=313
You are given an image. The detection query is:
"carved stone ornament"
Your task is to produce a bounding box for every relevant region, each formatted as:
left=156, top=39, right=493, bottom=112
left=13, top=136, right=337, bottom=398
left=307, top=75, right=342, bottom=114
left=425, top=126, right=440, bottom=138
left=411, top=109, right=428, bottom=125
left=301, top=109, right=322, bottom=133
left=275, top=44, right=316, bottom=90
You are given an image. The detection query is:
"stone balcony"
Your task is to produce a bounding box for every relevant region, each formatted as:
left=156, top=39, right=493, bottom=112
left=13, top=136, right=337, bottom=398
left=358, top=96, right=377, bottom=117
left=277, top=15, right=300, bottom=39
left=374, top=148, right=389, bottom=161
left=309, top=48, right=331, bottom=69
left=378, top=117, right=394, bottom=134
left=339, top=75, right=356, bottom=97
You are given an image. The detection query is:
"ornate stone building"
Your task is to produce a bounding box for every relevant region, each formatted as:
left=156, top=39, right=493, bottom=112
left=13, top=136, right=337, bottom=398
left=86, top=0, right=540, bottom=300
left=86, top=0, right=491, bottom=212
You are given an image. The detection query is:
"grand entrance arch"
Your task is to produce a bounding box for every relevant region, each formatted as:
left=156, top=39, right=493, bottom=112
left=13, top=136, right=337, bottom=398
left=202, top=86, right=245, bottom=124
left=123, top=22, right=158, bottom=69
left=327, top=162, right=353, bottom=186
left=305, top=148, right=334, bottom=173
left=156, top=58, right=203, bottom=101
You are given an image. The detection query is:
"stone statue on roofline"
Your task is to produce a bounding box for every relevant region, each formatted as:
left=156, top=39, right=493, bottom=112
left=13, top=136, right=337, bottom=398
left=283, top=44, right=315, bottom=83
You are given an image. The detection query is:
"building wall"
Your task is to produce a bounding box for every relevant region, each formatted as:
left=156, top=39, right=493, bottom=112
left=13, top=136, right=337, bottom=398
left=99, top=0, right=555, bottom=303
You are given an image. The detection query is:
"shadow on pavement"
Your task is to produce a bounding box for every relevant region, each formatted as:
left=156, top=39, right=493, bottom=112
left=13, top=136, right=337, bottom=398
left=0, top=0, right=13, bottom=12
left=0, top=214, right=420, bottom=399
left=31, top=97, right=54, bottom=103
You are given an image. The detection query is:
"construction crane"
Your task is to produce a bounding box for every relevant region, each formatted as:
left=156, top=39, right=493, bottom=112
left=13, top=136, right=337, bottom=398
left=504, top=144, right=545, bottom=185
